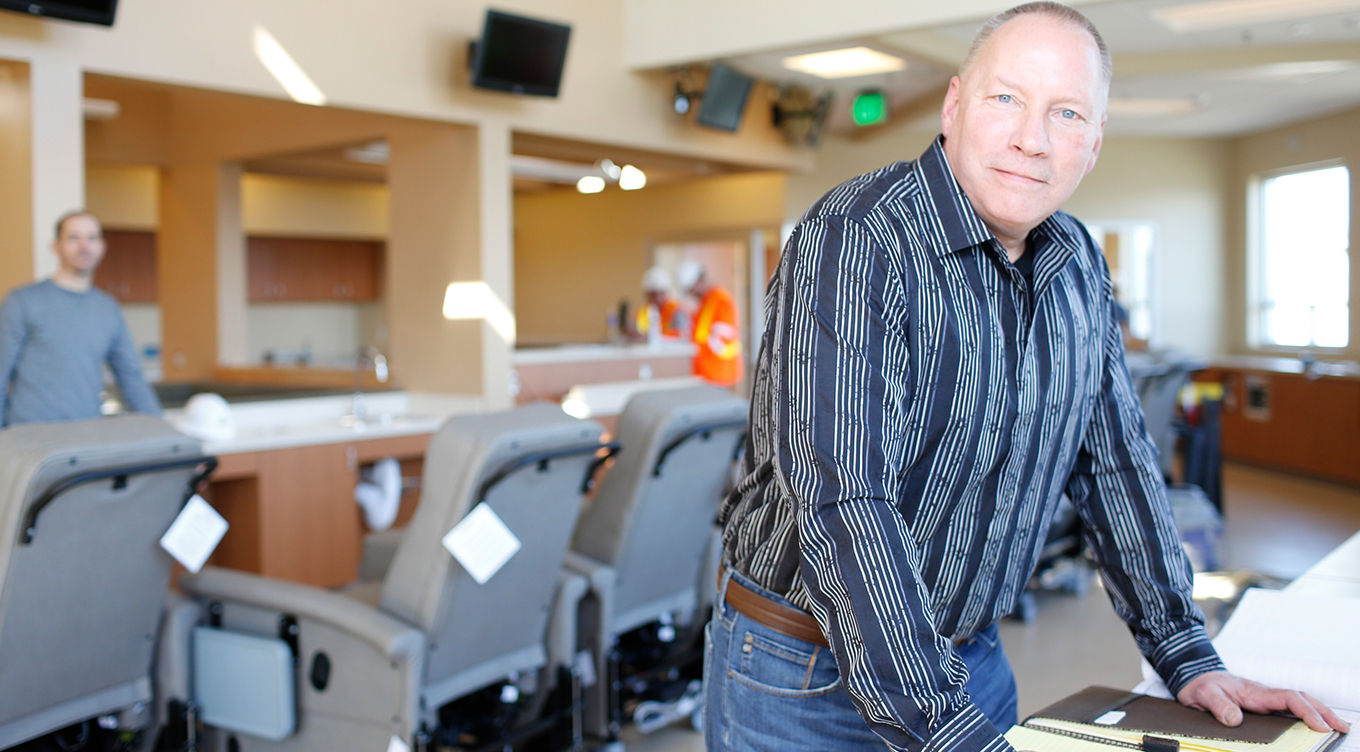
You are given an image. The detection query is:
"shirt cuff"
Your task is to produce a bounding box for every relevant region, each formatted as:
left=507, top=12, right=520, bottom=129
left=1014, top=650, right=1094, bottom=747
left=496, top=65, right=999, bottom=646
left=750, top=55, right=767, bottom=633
left=1147, top=626, right=1227, bottom=697
left=892, top=702, right=1012, bottom=752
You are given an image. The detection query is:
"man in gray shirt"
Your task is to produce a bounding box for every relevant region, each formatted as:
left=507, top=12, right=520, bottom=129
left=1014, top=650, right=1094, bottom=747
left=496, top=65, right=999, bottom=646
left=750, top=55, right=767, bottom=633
left=0, top=210, right=160, bottom=427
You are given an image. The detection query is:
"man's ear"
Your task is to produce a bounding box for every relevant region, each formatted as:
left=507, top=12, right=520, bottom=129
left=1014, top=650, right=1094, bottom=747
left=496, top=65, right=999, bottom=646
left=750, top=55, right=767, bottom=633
left=940, top=76, right=961, bottom=135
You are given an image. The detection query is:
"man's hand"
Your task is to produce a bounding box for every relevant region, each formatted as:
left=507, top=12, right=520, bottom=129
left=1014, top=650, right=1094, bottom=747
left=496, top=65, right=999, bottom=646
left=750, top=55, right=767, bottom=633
left=1177, top=672, right=1349, bottom=734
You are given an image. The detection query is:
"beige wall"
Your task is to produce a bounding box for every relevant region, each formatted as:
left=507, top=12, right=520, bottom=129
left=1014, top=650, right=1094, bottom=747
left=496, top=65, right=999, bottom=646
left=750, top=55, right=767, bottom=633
left=1066, top=137, right=1231, bottom=357
left=0, top=0, right=807, bottom=173
left=515, top=171, right=786, bottom=343
left=242, top=174, right=388, bottom=239
left=1226, top=105, right=1360, bottom=361
left=86, top=163, right=159, bottom=228
left=782, top=128, right=1232, bottom=356
left=0, top=60, right=32, bottom=295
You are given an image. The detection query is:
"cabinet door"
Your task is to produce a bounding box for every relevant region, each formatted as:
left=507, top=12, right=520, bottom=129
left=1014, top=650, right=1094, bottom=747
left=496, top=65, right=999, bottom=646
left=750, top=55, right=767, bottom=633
left=255, top=442, right=363, bottom=587
left=247, top=236, right=382, bottom=302
left=94, top=230, right=158, bottom=302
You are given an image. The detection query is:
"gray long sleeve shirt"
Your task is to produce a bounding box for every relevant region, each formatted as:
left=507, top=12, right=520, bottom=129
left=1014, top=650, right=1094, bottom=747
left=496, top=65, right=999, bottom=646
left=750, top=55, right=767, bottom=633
left=0, top=279, right=161, bottom=427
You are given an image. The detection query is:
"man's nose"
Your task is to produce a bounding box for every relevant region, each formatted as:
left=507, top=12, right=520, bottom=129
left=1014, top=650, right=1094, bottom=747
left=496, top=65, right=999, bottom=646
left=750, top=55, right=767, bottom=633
left=1010, top=107, right=1049, bottom=157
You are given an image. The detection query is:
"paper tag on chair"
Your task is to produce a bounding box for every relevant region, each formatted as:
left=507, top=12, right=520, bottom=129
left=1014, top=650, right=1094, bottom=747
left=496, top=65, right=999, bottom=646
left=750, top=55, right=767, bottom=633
left=159, top=494, right=229, bottom=573
left=441, top=504, right=521, bottom=584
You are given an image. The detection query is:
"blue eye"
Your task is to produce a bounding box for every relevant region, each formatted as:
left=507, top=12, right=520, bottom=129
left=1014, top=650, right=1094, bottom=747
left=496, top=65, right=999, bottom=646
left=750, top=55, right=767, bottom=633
left=1060, top=109, right=1078, bottom=119
left=997, top=94, right=1013, bottom=103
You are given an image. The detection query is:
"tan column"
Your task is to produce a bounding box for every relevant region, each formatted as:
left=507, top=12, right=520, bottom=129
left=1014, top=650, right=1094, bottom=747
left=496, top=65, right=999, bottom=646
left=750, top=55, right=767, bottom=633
left=158, top=161, right=222, bottom=382
left=477, top=120, right=514, bottom=409
left=0, top=60, right=32, bottom=295
left=385, top=123, right=485, bottom=395
left=28, top=58, right=83, bottom=280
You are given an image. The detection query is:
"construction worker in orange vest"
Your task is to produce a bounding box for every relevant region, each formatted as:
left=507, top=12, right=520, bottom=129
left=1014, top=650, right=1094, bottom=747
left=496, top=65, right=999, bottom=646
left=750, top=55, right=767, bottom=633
left=636, top=266, right=688, bottom=339
left=676, top=259, right=742, bottom=387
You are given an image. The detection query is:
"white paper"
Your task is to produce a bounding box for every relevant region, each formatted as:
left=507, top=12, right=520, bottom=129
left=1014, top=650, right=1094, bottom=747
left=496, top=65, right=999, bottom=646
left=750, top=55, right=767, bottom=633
left=159, top=494, right=229, bottom=573
left=1210, top=589, right=1360, bottom=712
left=441, top=504, right=521, bottom=585
left=386, top=735, right=410, bottom=752
left=1093, top=711, right=1126, bottom=725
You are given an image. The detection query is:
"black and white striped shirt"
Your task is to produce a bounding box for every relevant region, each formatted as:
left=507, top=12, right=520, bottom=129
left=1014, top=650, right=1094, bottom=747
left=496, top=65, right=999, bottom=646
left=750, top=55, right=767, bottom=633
left=719, top=137, right=1221, bottom=752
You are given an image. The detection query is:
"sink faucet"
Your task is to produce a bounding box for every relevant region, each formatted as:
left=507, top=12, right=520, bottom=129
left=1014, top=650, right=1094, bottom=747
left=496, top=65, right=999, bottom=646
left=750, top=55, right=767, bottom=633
left=352, top=345, right=389, bottom=423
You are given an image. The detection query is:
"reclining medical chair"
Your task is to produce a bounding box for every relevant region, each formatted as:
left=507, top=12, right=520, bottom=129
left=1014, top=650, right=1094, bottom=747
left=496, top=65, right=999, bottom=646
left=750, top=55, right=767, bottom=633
left=0, top=415, right=213, bottom=750
left=566, top=386, right=746, bottom=744
left=170, top=404, right=611, bottom=752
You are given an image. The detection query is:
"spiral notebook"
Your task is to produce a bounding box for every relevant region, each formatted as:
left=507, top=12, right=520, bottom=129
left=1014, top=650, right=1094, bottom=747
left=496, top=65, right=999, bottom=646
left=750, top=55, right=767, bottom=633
left=1005, top=687, right=1344, bottom=752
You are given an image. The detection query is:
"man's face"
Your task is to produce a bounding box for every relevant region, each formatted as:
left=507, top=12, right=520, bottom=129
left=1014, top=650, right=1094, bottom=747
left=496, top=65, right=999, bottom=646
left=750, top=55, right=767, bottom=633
left=941, top=14, right=1107, bottom=250
left=53, top=214, right=106, bottom=276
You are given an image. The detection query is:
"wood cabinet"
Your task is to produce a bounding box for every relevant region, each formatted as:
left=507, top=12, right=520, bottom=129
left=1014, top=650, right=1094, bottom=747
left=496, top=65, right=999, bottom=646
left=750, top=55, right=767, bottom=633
left=204, top=432, right=428, bottom=587
left=94, top=229, right=157, bottom=302
left=1203, top=366, right=1360, bottom=485
left=247, top=236, right=382, bottom=302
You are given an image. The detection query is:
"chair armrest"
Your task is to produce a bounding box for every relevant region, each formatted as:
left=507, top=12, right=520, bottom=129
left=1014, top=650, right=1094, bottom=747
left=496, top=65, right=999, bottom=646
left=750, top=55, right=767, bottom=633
left=181, top=566, right=423, bottom=661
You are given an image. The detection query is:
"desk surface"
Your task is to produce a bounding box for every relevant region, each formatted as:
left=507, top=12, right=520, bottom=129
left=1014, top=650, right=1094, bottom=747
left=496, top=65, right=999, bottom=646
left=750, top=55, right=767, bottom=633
left=1285, top=529, right=1360, bottom=599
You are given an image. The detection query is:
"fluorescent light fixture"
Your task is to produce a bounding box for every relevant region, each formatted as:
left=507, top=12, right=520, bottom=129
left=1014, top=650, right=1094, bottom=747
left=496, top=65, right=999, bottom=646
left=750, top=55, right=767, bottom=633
left=1210, top=60, right=1357, bottom=81
left=618, top=165, right=647, bottom=190
left=344, top=141, right=390, bottom=164
left=442, top=281, right=516, bottom=343
left=576, top=176, right=606, bottom=194
left=1106, top=97, right=1201, bottom=116
left=1151, top=0, right=1360, bottom=33
left=82, top=98, right=120, bottom=121
left=782, top=47, right=907, bottom=79
left=253, top=26, right=327, bottom=106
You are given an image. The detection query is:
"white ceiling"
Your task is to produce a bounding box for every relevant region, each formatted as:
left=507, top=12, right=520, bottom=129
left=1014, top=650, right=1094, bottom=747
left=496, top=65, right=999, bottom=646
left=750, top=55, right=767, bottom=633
left=720, top=0, right=1360, bottom=137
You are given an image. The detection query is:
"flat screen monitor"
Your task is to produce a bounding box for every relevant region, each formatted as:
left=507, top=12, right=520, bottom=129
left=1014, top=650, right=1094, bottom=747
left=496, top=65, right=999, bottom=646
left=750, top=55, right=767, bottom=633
left=0, top=0, right=117, bottom=26
left=470, top=9, right=572, bottom=98
left=696, top=63, right=754, bottom=132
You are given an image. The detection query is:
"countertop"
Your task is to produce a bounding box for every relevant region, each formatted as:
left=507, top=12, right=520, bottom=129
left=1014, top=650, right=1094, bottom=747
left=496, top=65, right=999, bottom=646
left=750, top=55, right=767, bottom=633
left=512, top=341, right=695, bottom=365
left=1209, top=354, right=1360, bottom=380
left=164, top=390, right=486, bottom=455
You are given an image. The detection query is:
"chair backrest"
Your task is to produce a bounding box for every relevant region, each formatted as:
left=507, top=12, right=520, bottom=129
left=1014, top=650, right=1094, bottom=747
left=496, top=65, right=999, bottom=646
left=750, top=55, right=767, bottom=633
left=379, top=403, right=606, bottom=706
left=0, top=416, right=207, bottom=748
left=572, top=386, right=746, bottom=633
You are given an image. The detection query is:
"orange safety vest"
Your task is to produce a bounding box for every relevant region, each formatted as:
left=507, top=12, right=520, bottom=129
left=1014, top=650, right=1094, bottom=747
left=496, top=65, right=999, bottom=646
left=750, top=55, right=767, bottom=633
left=692, top=286, right=742, bottom=387
left=635, top=298, right=684, bottom=337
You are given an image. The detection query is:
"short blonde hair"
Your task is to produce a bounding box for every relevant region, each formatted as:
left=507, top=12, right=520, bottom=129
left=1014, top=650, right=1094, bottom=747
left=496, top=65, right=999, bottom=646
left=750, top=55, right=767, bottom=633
left=959, top=2, right=1112, bottom=86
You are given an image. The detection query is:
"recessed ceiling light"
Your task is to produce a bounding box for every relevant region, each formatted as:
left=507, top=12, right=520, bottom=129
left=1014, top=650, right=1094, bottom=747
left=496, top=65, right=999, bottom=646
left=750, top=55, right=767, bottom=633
left=781, top=47, right=907, bottom=79
left=1107, top=97, right=1201, bottom=116
left=1152, top=0, right=1360, bottom=33
left=253, top=26, right=327, bottom=106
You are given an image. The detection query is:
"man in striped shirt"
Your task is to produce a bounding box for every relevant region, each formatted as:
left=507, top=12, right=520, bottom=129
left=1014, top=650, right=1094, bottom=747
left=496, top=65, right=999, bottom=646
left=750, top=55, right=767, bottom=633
left=702, top=4, right=1348, bottom=752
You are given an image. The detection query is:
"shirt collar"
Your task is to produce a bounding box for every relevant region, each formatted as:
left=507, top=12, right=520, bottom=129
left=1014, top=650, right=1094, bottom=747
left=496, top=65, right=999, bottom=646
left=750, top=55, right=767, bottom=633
left=913, top=136, right=995, bottom=257
left=914, top=136, right=1077, bottom=266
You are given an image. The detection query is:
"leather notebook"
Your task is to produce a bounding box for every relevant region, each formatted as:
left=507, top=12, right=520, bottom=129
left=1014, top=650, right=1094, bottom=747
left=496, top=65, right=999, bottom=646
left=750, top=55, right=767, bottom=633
left=1005, top=686, right=1344, bottom=752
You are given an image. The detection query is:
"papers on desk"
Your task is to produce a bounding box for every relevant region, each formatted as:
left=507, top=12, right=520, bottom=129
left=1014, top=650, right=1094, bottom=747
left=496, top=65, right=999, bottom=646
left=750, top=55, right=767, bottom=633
left=1136, top=589, right=1360, bottom=714
left=1211, top=589, right=1360, bottom=712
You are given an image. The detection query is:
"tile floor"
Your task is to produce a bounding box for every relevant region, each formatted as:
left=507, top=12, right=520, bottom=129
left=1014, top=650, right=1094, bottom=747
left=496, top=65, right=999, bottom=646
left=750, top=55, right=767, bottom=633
left=619, top=462, right=1360, bottom=752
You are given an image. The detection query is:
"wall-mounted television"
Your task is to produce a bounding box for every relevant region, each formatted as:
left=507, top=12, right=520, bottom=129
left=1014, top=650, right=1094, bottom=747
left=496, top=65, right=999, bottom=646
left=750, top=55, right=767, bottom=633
left=0, top=0, right=118, bottom=26
left=470, top=9, right=572, bottom=98
left=696, top=63, right=753, bottom=132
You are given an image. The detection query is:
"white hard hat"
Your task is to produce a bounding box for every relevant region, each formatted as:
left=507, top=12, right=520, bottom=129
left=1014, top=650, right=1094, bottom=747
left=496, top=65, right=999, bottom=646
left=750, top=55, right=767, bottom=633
left=173, top=392, right=237, bottom=442
left=642, top=266, right=672, bottom=292
left=675, top=259, right=705, bottom=291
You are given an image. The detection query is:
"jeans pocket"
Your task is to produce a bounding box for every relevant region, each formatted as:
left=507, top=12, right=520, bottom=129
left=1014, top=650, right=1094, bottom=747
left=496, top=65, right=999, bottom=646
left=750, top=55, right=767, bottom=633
left=729, top=629, right=842, bottom=698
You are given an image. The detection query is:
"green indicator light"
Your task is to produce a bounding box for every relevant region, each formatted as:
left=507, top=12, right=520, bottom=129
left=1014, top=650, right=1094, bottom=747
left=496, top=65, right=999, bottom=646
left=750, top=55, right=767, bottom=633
left=852, top=90, right=888, bottom=126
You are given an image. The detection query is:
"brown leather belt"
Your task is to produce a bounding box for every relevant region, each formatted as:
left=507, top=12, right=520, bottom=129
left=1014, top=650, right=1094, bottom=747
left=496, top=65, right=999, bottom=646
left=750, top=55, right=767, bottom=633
left=724, top=572, right=831, bottom=647
left=723, top=570, right=969, bottom=650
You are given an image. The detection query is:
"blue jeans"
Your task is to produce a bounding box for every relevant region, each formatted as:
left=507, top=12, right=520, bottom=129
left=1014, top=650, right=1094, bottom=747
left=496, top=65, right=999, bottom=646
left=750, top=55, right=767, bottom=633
left=703, top=569, right=1018, bottom=751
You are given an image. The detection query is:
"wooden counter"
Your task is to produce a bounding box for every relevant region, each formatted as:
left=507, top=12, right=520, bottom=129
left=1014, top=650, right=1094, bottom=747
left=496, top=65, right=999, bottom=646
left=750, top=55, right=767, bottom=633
left=204, top=431, right=430, bottom=588
left=1200, top=357, right=1360, bottom=486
